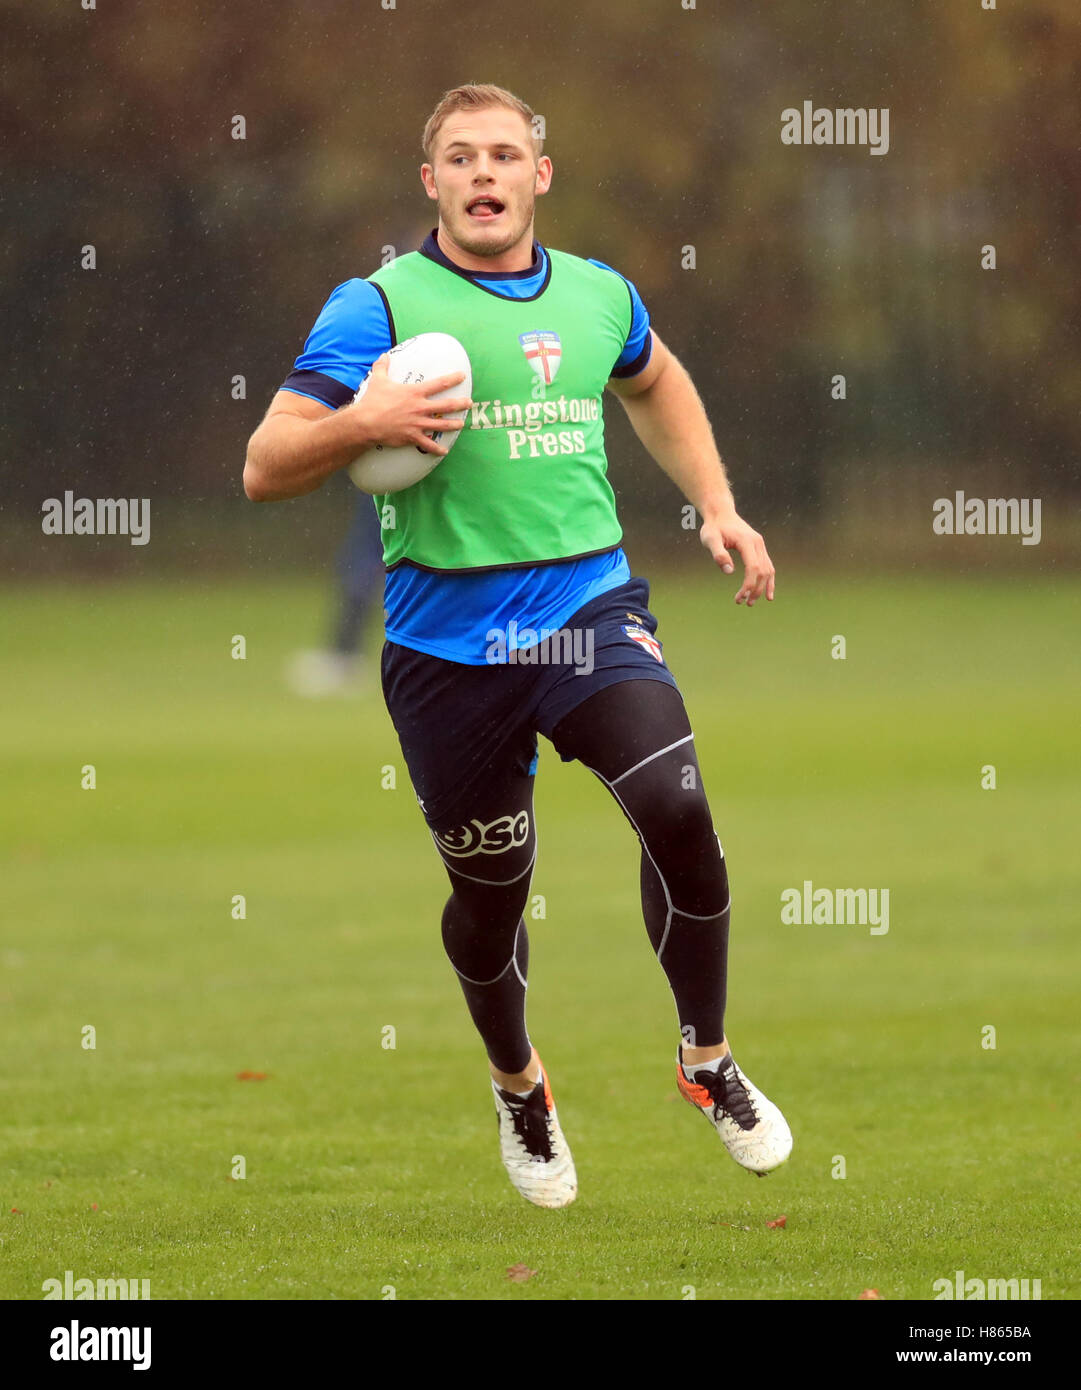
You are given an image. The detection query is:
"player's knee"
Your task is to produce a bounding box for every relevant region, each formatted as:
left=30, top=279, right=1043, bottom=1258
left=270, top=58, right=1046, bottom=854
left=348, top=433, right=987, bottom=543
left=647, top=786, right=717, bottom=857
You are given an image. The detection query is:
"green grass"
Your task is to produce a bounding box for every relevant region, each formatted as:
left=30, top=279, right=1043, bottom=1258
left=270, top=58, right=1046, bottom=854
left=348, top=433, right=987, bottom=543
left=1, top=570, right=1079, bottom=1300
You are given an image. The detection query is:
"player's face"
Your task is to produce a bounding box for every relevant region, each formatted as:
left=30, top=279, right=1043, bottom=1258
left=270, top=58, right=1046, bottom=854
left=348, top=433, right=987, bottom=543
left=422, top=108, right=552, bottom=265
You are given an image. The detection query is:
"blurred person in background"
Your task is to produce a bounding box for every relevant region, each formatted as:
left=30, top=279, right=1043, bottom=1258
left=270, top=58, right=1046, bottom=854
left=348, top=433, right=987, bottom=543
left=286, top=488, right=384, bottom=696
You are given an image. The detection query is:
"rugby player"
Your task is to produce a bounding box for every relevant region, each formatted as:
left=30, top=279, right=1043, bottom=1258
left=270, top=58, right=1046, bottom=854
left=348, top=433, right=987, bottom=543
left=244, top=83, right=792, bottom=1208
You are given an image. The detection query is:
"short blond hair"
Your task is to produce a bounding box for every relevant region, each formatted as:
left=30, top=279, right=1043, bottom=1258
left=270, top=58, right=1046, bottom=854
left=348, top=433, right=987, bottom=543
left=422, top=84, right=542, bottom=165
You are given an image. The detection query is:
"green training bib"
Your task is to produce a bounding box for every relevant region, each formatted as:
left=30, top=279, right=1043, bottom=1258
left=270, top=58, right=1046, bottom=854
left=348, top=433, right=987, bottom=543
left=367, top=247, right=632, bottom=571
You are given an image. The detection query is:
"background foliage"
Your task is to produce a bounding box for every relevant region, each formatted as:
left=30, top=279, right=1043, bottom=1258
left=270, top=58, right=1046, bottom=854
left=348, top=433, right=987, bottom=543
left=3, top=0, right=1078, bottom=571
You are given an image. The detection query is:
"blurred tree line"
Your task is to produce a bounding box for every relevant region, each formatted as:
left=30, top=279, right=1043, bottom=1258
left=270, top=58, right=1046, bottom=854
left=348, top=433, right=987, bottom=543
left=3, top=0, right=1078, bottom=568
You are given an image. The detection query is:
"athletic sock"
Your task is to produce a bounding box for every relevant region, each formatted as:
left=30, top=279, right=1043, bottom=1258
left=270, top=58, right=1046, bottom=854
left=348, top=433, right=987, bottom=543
left=682, top=1050, right=730, bottom=1081
left=498, top=1057, right=540, bottom=1098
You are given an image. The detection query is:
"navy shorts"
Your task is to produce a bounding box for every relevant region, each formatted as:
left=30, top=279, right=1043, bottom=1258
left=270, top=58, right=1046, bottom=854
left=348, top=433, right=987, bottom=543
left=380, top=575, right=682, bottom=830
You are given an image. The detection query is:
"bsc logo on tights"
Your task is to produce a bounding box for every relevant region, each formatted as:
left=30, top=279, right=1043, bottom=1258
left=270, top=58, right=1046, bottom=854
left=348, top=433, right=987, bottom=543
left=432, top=811, right=531, bottom=858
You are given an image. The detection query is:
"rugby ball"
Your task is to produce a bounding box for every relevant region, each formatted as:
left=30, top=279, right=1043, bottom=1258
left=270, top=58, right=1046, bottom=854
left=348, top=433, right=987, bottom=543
left=346, top=332, right=472, bottom=494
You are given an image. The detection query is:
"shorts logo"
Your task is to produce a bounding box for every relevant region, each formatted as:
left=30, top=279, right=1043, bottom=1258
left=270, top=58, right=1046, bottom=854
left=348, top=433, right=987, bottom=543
left=433, top=811, right=530, bottom=858
left=622, top=623, right=663, bottom=663
left=519, top=330, right=562, bottom=386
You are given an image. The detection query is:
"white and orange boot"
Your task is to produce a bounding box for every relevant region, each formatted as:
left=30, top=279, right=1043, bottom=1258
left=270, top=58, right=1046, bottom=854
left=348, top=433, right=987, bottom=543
left=676, top=1046, right=793, bottom=1176
left=491, top=1054, right=577, bottom=1208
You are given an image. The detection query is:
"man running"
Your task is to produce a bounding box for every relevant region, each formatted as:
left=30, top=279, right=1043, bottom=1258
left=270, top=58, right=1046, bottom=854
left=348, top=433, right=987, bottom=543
left=244, top=83, right=792, bottom=1208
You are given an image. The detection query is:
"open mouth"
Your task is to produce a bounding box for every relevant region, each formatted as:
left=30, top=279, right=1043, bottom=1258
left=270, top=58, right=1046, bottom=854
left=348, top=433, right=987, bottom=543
left=466, top=196, right=505, bottom=220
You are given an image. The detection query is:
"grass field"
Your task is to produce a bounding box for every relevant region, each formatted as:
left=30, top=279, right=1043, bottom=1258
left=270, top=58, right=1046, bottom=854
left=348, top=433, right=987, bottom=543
left=2, top=570, right=1079, bottom=1301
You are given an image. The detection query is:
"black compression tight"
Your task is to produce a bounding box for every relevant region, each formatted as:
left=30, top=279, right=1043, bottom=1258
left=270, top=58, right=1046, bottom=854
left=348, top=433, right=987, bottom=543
left=434, top=680, right=730, bottom=1074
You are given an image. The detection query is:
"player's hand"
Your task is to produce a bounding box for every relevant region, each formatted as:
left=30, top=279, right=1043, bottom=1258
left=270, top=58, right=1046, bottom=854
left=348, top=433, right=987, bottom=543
left=699, top=510, right=775, bottom=606
left=354, top=355, right=473, bottom=456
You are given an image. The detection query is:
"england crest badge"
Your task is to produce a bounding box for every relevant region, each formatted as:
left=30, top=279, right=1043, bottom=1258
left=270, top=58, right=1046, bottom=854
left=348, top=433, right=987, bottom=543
left=519, top=330, right=562, bottom=386
left=622, top=623, right=663, bottom=663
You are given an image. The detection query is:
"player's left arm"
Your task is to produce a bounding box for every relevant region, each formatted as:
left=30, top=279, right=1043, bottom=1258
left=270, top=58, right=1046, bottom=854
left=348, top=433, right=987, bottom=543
left=607, top=329, right=775, bottom=606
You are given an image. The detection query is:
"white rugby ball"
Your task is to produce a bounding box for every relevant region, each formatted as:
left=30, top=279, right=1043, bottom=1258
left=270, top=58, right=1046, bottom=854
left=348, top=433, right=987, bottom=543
left=346, top=332, right=472, bottom=494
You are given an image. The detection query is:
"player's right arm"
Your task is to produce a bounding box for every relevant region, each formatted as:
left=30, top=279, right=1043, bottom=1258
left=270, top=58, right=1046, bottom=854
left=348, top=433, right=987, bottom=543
left=243, top=388, right=365, bottom=502
left=243, top=358, right=471, bottom=502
